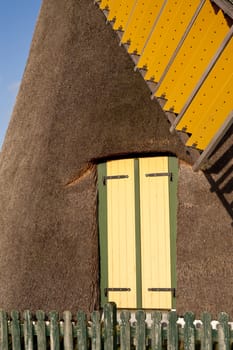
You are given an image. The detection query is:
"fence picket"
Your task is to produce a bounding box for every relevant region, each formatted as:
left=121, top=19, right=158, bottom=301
left=63, top=311, right=73, bottom=350
left=218, top=312, right=230, bottom=350
left=49, top=311, right=60, bottom=350
left=151, top=312, right=162, bottom=350
left=0, top=310, right=9, bottom=350
left=0, top=303, right=233, bottom=349
left=135, top=310, right=146, bottom=350
left=36, top=311, right=46, bottom=350
left=167, top=311, right=178, bottom=350
left=184, top=312, right=195, bottom=350
left=201, top=312, right=212, bottom=350
left=23, top=311, right=33, bottom=350
left=11, top=311, right=21, bottom=350
left=77, top=311, right=88, bottom=350
left=91, top=311, right=101, bottom=350
left=103, top=302, right=117, bottom=350
left=120, top=311, right=131, bottom=350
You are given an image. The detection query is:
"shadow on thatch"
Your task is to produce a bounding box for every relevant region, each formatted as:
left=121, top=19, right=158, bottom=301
left=204, top=124, right=233, bottom=224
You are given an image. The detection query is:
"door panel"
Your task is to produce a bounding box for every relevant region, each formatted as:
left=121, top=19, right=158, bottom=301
left=107, top=159, right=137, bottom=308
left=99, top=157, right=175, bottom=309
left=139, top=157, right=171, bottom=309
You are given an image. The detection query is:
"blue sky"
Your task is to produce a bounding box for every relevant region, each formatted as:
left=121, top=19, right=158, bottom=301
left=0, top=1, right=42, bottom=149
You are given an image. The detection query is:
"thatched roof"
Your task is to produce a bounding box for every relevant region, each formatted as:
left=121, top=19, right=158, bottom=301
left=0, top=0, right=190, bottom=313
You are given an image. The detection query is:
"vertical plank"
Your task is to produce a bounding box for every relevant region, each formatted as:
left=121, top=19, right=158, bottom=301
left=176, top=34, right=233, bottom=150
left=139, top=157, right=171, bottom=309
left=168, top=157, right=178, bottom=309
left=0, top=310, right=9, bottom=350
left=112, top=0, right=135, bottom=31
left=11, top=311, right=21, bottom=350
left=141, top=0, right=202, bottom=82
left=23, top=311, right=34, bottom=350
left=97, top=162, right=108, bottom=307
left=134, top=158, right=142, bottom=309
left=36, top=311, right=46, bottom=350
left=121, top=0, right=165, bottom=55
left=183, top=312, right=195, bottom=350
left=167, top=311, right=178, bottom=350
left=77, top=311, right=88, bottom=350
left=63, top=311, right=73, bottom=350
left=91, top=311, right=101, bottom=350
left=107, top=159, right=137, bottom=308
left=135, top=310, right=146, bottom=350
left=201, top=313, right=212, bottom=350
left=218, top=313, right=230, bottom=350
left=103, top=303, right=117, bottom=350
left=155, top=0, right=230, bottom=113
left=120, top=311, right=131, bottom=350
left=151, top=312, right=162, bottom=350
left=49, top=311, right=60, bottom=350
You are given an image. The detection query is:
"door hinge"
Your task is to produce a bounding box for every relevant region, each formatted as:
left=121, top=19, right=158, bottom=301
left=148, top=288, right=176, bottom=297
left=104, top=288, right=131, bottom=297
left=145, top=172, right=173, bottom=181
left=103, top=175, right=129, bottom=185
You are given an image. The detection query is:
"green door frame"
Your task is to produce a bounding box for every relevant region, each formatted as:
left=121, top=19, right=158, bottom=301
left=98, top=156, right=178, bottom=309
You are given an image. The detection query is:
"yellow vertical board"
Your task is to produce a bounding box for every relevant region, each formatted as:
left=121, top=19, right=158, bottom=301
left=121, top=0, right=165, bottom=54
left=184, top=46, right=233, bottom=150
left=102, top=0, right=121, bottom=22
left=155, top=1, right=230, bottom=113
left=176, top=37, right=233, bottom=150
left=138, top=0, right=202, bottom=82
left=139, top=157, right=171, bottom=309
left=112, top=0, right=136, bottom=31
left=99, top=0, right=110, bottom=10
left=185, top=79, right=233, bottom=150
left=107, top=159, right=137, bottom=308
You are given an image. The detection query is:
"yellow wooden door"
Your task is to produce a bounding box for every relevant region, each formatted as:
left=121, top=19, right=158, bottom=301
left=139, top=157, right=172, bottom=309
left=106, top=159, right=137, bottom=308
left=100, top=157, right=175, bottom=309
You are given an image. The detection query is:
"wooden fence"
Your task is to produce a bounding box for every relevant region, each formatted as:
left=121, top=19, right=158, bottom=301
left=0, top=303, right=233, bottom=350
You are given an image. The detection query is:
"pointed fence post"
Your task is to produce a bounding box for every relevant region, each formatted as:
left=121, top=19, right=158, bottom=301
left=218, top=312, right=230, bottom=350
left=151, top=312, right=162, bottom=350
left=77, top=311, right=88, bottom=350
left=49, top=311, right=60, bottom=350
left=103, top=303, right=117, bottom=350
left=36, top=311, right=46, bottom=350
left=91, top=311, right=101, bottom=350
left=184, top=312, right=195, bottom=350
left=23, top=311, right=33, bottom=350
left=63, top=311, right=73, bottom=350
left=201, top=312, right=212, bottom=350
left=0, top=310, right=9, bottom=350
left=135, top=310, right=146, bottom=350
left=167, top=311, right=178, bottom=350
left=120, top=311, right=131, bottom=350
left=11, top=311, right=21, bottom=350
